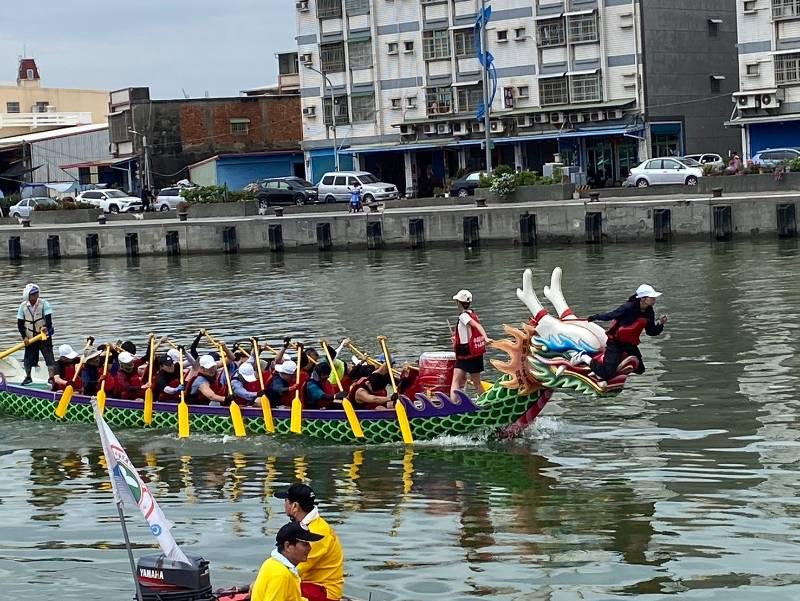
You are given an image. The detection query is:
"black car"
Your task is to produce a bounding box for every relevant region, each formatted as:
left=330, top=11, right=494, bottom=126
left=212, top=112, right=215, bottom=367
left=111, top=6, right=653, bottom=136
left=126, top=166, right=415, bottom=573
left=255, top=177, right=318, bottom=207
left=449, top=171, right=485, bottom=197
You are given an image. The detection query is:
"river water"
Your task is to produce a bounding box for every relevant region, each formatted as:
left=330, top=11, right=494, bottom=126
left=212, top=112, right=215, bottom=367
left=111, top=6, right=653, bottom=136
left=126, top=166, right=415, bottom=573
left=1, top=240, right=800, bottom=601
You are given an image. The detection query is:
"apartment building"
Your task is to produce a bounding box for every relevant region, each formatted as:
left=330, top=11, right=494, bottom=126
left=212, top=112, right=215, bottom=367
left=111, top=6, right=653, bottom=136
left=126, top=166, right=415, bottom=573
left=295, top=0, right=738, bottom=193
left=728, top=0, right=800, bottom=159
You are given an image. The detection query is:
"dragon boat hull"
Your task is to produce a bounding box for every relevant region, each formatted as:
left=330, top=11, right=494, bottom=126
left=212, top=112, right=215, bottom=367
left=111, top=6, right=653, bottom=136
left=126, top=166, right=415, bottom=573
left=0, top=379, right=550, bottom=444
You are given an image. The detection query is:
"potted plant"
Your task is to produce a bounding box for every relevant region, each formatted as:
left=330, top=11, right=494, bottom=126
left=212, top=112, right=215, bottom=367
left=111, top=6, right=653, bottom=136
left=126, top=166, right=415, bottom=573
left=177, top=201, right=189, bottom=221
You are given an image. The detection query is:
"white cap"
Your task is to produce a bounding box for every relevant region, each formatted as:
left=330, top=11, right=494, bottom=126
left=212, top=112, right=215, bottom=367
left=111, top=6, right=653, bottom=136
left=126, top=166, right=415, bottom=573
left=118, top=351, right=135, bottom=364
left=635, top=284, right=662, bottom=299
left=199, top=354, right=217, bottom=370
left=452, top=289, right=473, bottom=303
left=237, top=362, right=257, bottom=382
left=167, top=348, right=181, bottom=362
left=275, top=360, right=297, bottom=376
left=58, top=344, right=79, bottom=360
left=23, top=283, right=40, bottom=300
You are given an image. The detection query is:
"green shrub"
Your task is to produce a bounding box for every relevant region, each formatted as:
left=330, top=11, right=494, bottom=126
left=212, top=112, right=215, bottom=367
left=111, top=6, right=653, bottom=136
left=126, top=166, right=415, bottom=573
left=33, top=198, right=95, bottom=211
left=494, top=164, right=514, bottom=177
left=789, top=157, right=800, bottom=172
left=181, top=185, right=255, bottom=203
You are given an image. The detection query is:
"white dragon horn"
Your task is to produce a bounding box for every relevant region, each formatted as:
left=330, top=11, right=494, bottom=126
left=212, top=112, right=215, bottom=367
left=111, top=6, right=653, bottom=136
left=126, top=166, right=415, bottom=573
left=543, top=267, right=576, bottom=320
left=516, top=268, right=548, bottom=318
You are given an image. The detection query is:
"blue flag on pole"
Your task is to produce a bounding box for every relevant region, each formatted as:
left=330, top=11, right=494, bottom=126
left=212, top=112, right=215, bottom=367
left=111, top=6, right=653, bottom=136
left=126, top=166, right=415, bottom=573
left=475, top=4, right=497, bottom=121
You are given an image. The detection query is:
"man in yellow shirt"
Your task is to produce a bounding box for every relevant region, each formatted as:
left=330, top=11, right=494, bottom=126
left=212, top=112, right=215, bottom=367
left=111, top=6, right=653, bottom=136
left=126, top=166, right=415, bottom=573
left=251, top=521, right=324, bottom=601
left=275, top=484, right=345, bottom=601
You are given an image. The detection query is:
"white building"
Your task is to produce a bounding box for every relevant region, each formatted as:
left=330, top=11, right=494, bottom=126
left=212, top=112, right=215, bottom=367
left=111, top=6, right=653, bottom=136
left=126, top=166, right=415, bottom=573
left=728, top=0, right=800, bottom=159
left=294, top=0, right=651, bottom=194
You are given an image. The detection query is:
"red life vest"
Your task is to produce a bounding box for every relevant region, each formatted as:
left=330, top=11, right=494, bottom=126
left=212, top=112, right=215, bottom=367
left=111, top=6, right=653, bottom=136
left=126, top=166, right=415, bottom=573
left=53, top=362, right=79, bottom=392
left=609, top=317, right=648, bottom=346
left=453, top=310, right=486, bottom=359
left=348, top=376, right=388, bottom=409
left=211, top=371, right=228, bottom=397
left=158, top=377, right=182, bottom=402
left=118, top=371, right=143, bottom=400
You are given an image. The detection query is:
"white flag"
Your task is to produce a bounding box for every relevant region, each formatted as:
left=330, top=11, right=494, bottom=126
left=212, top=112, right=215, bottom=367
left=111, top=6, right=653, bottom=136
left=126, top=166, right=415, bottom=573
left=93, top=401, right=190, bottom=565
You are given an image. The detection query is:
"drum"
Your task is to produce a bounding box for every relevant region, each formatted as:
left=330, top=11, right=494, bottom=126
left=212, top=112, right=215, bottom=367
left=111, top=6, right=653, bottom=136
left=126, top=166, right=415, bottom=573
left=416, top=351, right=456, bottom=396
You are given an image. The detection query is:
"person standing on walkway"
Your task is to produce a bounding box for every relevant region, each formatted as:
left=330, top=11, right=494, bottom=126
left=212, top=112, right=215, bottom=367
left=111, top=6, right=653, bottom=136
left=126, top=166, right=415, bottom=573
left=140, top=187, right=152, bottom=212
left=17, top=283, right=55, bottom=386
left=450, top=289, right=491, bottom=401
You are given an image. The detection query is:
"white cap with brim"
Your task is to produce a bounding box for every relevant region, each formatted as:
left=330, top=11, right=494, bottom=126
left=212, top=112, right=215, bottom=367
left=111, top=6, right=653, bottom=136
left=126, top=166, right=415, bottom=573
left=167, top=348, right=181, bottom=363
left=199, top=354, right=216, bottom=370
left=237, top=362, right=257, bottom=382
left=118, top=351, right=135, bottom=364
left=23, top=283, right=40, bottom=300
left=58, top=344, right=79, bottom=360
left=452, top=289, right=473, bottom=303
left=275, top=360, right=297, bottom=376
left=636, top=284, right=663, bottom=299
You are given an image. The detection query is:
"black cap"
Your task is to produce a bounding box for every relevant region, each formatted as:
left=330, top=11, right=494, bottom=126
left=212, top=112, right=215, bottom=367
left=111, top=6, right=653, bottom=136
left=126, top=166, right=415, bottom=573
left=274, top=483, right=316, bottom=511
left=276, top=521, right=323, bottom=547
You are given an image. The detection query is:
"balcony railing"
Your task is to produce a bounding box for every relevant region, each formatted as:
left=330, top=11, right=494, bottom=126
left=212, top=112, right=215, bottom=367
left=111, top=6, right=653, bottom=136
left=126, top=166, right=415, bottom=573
left=0, top=112, right=93, bottom=129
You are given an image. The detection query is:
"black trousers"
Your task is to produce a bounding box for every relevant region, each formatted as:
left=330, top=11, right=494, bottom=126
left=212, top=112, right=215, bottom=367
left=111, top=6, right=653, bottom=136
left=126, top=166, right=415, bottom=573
left=590, top=340, right=645, bottom=381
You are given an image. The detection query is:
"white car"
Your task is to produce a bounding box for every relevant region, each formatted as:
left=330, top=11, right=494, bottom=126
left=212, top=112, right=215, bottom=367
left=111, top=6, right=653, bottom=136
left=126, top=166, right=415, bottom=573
left=683, top=153, right=725, bottom=171
left=8, top=197, right=57, bottom=218
left=77, top=189, right=143, bottom=213
left=316, top=171, right=399, bottom=204
left=155, top=187, right=185, bottom=211
left=625, top=158, right=703, bottom=188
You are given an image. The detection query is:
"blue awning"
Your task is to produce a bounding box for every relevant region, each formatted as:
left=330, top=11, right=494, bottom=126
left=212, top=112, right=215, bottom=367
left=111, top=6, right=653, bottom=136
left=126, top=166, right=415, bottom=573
left=340, top=139, right=484, bottom=155
left=494, top=126, right=643, bottom=144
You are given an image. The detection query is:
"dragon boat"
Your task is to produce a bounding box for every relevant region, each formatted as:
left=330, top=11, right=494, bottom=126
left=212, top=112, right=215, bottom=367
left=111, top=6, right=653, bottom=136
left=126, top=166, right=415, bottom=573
left=0, top=268, right=640, bottom=444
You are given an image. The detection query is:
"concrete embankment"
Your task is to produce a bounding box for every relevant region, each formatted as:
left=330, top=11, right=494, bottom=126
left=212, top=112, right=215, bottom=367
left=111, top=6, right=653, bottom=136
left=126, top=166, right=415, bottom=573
left=2, top=191, right=798, bottom=260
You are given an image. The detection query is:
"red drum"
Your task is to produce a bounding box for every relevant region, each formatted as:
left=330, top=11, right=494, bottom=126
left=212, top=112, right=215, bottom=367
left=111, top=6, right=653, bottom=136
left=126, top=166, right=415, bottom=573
left=416, top=351, right=456, bottom=396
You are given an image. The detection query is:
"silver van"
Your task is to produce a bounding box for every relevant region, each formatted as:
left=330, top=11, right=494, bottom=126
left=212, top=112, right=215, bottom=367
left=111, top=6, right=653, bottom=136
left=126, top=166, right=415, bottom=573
left=316, top=171, right=400, bottom=203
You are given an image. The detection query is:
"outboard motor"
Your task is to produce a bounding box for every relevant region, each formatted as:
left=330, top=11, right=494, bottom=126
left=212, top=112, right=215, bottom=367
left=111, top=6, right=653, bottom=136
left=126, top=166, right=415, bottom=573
left=136, top=553, right=214, bottom=601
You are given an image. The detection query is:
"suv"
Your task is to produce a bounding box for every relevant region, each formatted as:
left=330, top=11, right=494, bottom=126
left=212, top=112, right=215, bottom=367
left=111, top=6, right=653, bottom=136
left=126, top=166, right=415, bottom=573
left=317, top=171, right=399, bottom=203
left=253, top=177, right=317, bottom=207
left=77, top=189, right=143, bottom=213
left=683, top=153, right=725, bottom=171
left=751, top=148, right=800, bottom=168
left=155, top=187, right=186, bottom=211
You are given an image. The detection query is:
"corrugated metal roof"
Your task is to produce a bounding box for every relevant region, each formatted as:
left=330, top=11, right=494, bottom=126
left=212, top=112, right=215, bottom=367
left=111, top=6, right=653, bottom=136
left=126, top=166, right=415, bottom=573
left=0, top=123, right=108, bottom=147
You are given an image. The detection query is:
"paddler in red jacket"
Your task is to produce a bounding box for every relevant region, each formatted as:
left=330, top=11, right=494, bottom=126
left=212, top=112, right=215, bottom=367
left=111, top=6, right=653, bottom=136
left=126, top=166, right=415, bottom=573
left=450, top=289, right=492, bottom=402
left=52, top=344, right=81, bottom=392
left=573, top=284, right=667, bottom=381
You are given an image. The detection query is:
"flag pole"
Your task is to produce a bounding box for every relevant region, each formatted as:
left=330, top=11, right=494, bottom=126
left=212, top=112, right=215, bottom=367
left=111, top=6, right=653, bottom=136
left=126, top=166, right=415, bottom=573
left=116, top=500, right=145, bottom=601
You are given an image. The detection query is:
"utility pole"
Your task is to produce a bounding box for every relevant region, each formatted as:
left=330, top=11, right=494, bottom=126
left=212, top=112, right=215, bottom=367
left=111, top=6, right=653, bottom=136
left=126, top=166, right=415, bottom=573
left=480, top=0, right=493, bottom=173
left=305, top=64, right=340, bottom=172
left=143, top=135, right=152, bottom=190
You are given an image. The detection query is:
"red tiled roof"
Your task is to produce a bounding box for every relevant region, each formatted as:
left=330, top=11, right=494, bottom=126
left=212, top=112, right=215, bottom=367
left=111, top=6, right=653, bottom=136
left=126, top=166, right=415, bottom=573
left=18, top=58, right=40, bottom=81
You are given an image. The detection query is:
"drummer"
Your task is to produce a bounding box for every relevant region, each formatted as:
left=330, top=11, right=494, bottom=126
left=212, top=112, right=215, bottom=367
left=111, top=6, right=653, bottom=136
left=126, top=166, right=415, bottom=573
left=16, top=283, right=55, bottom=386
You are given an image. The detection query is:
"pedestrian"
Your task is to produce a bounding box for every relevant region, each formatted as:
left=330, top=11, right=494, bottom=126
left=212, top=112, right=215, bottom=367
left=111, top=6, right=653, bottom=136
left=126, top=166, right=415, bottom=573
left=140, top=187, right=152, bottom=212
left=450, top=289, right=491, bottom=401
left=16, top=283, right=55, bottom=385
left=348, top=180, right=362, bottom=213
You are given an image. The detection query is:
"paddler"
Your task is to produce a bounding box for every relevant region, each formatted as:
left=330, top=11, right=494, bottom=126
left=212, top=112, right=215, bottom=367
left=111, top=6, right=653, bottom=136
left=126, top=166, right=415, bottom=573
left=52, top=344, right=81, bottom=392
left=80, top=345, right=103, bottom=396
left=154, top=349, right=183, bottom=402
left=266, top=360, right=299, bottom=408
left=231, top=361, right=260, bottom=406
left=304, top=361, right=335, bottom=409
left=16, top=283, right=55, bottom=386
left=347, top=361, right=396, bottom=410
left=116, top=351, right=144, bottom=400
left=275, top=483, right=344, bottom=601
left=187, top=354, right=229, bottom=405
left=572, top=284, right=667, bottom=381
left=450, top=289, right=492, bottom=402
left=250, top=521, right=324, bottom=601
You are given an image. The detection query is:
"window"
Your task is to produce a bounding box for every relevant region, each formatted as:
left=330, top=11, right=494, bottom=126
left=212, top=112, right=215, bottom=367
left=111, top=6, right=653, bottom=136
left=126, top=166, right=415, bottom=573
left=230, top=118, right=251, bottom=135
left=387, top=42, right=399, bottom=54
left=332, top=176, right=346, bottom=185
left=663, top=159, right=683, bottom=170
left=278, top=53, right=299, bottom=75
left=707, top=18, right=721, bottom=36
left=569, top=14, right=598, bottom=43
left=773, top=0, right=800, bottom=17
left=652, top=135, right=680, bottom=158
left=345, top=0, right=369, bottom=13
left=423, top=30, right=451, bottom=60
left=537, top=19, right=565, bottom=48
left=457, top=86, right=483, bottom=112
left=317, top=0, right=342, bottom=19
left=406, top=96, right=418, bottom=108
left=570, top=73, right=601, bottom=102
left=517, top=85, right=530, bottom=98
left=539, top=77, right=569, bottom=105
left=320, top=42, right=345, bottom=73
left=404, top=41, right=415, bottom=53
left=743, top=0, right=757, bottom=11
left=391, top=98, right=401, bottom=109
left=515, top=27, right=527, bottom=40
left=321, top=175, right=335, bottom=185
left=746, top=63, right=760, bottom=76
left=497, top=30, right=508, bottom=42
left=26, top=69, right=34, bottom=80
left=454, top=29, right=476, bottom=57
left=776, top=53, right=800, bottom=84
left=348, top=40, right=373, bottom=69
left=426, top=86, right=453, bottom=115
left=34, top=101, right=49, bottom=113
left=323, top=94, right=349, bottom=125
left=351, top=94, right=375, bottom=122
left=6, top=102, right=19, bottom=113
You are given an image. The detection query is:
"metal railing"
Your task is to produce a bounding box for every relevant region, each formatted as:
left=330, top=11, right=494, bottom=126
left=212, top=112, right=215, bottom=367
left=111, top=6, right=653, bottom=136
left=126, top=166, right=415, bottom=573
left=0, top=112, right=92, bottom=129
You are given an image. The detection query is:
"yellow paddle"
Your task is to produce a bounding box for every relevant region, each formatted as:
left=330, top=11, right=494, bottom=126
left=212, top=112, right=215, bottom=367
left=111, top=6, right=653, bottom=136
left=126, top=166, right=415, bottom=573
left=55, top=353, right=88, bottom=419
left=143, top=334, right=156, bottom=425
left=1, top=329, right=48, bottom=362
left=320, top=339, right=364, bottom=440
left=251, top=338, right=275, bottom=434
left=178, top=348, right=190, bottom=438
left=96, top=344, right=112, bottom=415
left=219, top=345, right=246, bottom=437
left=377, top=336, right=413, bottom=444
left=289, top=343, right=303, bottom=434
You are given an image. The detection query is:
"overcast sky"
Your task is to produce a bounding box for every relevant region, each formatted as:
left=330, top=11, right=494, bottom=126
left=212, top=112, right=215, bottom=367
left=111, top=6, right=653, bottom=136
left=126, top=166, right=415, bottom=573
left=0, top=0, right=296, bottom=98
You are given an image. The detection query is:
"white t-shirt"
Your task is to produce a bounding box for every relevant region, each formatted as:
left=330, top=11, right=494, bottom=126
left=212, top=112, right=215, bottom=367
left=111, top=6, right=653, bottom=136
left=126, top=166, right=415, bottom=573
left=457, top=311, right=473, bottom=344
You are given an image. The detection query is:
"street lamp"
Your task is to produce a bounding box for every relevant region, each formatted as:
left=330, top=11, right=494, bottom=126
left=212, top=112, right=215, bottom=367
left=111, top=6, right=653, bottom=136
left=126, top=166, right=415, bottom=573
left=304, top=64, right=340, bottom=172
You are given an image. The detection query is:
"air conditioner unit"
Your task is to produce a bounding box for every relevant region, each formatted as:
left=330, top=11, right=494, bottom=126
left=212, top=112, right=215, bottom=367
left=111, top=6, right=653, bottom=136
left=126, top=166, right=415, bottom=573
left=490, top=120, right=505, bottom=133
left=735, top=94, right=760, bottom=110
left=399, top=124, right=414, bottom=135
left=423, top=123, right=437, bottom=135
left=590, top=111, right=606, bottom=122
left=569, top=113, right=585, bottom=124
left=295, top=0, right=309, bottom=11
left=760, top=90, right=784, bottom=109
left=516, top=115, right=534, bottom=128
left=437, top=123, right=452, bottom=135
left=550, top=112, right=565, bottom=124
left=534, top=113, right=550, bottom=124
left=300, top=53, right=313, bottom=66
left=471, top=121, right=486, bottom=133
left=302, top=106, right=316, bottom=117
left=452, top=122, right=469, bottom=136
left=606, top=109, right=624, bottom=120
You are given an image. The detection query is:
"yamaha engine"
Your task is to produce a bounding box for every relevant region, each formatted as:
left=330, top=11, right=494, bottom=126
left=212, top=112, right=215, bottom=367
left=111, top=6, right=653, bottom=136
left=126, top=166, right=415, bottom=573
left=136, top=553, right=214, bottom=601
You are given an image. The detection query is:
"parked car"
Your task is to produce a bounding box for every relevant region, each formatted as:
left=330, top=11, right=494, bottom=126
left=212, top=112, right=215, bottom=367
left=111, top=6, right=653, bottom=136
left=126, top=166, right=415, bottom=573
left=253, top=177, right=317, bottom=207
left=625, top=158, right=703, bottom=187
left=683, top=153, right=725, bottom=171
left=154, top=187, right=185, bottom=211
left=316, top=171, right=399, bottom=203
left=449, top=171, right=486, bottom=197
left=8, top=197, right=57, bottom=218
left=77, top=189, right=143, bottom=213
left=751, top=148, right=800, bottom=168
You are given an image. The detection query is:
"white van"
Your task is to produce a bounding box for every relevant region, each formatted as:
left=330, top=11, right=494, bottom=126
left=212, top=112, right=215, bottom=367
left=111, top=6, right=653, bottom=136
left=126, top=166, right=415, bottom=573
left=316, top=171, right=399, bottom=203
